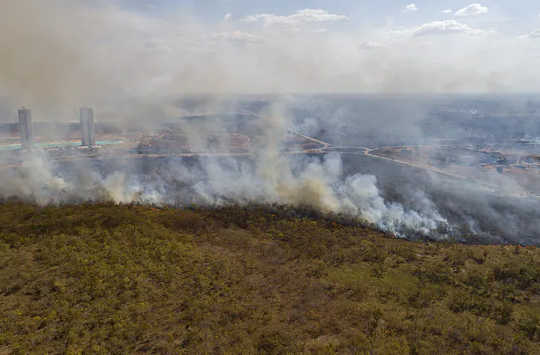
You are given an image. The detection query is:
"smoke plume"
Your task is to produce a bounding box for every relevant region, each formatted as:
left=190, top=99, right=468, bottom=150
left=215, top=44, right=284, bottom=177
left=1, top=1, right=540, bottom=244
left=0, top=103, right=450, bottom=239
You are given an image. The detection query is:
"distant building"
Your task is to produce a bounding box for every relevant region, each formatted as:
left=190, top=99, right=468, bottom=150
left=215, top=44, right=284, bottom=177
left=18, top=108, right=32, bottom=149
left=80, top=107, right=96, bottom=146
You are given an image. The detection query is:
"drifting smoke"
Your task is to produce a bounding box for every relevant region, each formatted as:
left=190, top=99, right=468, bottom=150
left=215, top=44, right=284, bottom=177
left=2, top=0, right=540, bottom=113
left=0, top=103, right=450, bottom=238
left=1, top=1, right=540, bottom=243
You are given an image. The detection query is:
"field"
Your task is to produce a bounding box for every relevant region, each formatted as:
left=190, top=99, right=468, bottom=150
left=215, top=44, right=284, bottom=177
left=0, top=202, right=539, bottom=354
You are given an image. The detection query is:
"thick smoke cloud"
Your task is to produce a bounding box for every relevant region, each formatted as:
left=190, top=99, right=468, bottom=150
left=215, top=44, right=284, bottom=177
left=1, top=1, right=539, bottom=245
left=0, top=104, right=450, bottom=238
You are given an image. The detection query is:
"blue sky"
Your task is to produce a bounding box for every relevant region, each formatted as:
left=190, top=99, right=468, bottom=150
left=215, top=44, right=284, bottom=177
left=119, top=0, right=540, bottom=34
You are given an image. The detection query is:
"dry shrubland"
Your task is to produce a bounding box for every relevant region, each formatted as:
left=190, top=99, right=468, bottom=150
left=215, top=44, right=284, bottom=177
left=0, top=202, right=539, bottom=354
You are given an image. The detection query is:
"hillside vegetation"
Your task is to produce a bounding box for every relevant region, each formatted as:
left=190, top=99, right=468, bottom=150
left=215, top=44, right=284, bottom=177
left=0, top=202, right=539, bottom=354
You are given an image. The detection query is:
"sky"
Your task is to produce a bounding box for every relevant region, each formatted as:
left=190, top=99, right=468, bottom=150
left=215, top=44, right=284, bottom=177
left=121, top=0, right=540, bottom=34
left=2, top=0, right=540, bottom=113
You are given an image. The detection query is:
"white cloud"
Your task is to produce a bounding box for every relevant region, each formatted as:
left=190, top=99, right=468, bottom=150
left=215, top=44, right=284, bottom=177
left=224, top=13, right=232, bottom=22
left=413, top=20, right=488, bottom=36
left=442, top=9, right=453, bottom=14
left=242, top=9, right=348, bottom=27
left=404, top=4, right=418, bottom=13
left=455, top=3, right=488, bottom=17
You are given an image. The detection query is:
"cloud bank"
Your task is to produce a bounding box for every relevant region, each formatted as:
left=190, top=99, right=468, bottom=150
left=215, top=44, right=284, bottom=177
left=455, top=4, right=489, bottom=17
left=404, top=4, right=419, bottom=13
left=243, top=9, right=348, bottom=27
left=413, top=20, right=489, bottom=36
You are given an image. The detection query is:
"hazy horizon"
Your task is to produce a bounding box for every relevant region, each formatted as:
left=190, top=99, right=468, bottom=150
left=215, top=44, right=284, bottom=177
left=2, top=1, right=540, bottom=117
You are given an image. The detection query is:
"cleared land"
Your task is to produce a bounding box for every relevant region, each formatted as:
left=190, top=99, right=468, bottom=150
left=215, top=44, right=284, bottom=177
left=0, top=202, right=539, bottom=354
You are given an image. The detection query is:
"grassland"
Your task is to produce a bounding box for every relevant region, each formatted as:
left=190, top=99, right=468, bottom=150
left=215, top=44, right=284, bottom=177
left=0, top=201, right=539, bottom=354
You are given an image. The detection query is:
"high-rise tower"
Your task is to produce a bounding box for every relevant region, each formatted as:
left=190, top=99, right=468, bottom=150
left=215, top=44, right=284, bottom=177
left=18, top=108, right=33, bottom=149
left=80, top=107, right=96, bottom=146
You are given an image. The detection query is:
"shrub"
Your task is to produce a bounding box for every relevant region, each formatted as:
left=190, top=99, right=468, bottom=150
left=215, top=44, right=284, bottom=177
left=0, top=202, right=539, bottom=353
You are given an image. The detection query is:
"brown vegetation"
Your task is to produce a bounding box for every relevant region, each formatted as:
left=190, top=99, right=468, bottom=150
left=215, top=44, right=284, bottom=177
left=0, top=202, right=539, bottom=354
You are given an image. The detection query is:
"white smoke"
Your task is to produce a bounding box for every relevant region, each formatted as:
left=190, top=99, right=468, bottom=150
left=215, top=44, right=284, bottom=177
left=338, top=174, right=448, bottom=236
left=0, top=108, right=450, bottom=239
left=11, top=0, right=540, bottom=240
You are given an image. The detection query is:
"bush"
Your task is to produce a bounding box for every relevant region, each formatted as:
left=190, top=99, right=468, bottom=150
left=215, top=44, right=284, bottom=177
left=519, top=314, right=540, bottom=341
left=0, top=202, right=538, bottom=353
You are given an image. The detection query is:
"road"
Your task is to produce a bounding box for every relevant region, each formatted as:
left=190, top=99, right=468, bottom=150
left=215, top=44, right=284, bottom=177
left=1, top=131, right=539, bottom=200
left=329, top=144, right=540, bottom=200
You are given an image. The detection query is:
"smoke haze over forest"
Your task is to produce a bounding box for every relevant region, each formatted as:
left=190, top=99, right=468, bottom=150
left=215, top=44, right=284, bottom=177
left=1, top=1, right=540, bottom=245
left=3, top=3, right=540, bottom=354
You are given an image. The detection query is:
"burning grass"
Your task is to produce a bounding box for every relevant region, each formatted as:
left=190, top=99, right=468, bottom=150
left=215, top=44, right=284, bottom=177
left=0, top=202, right=539, bottom=353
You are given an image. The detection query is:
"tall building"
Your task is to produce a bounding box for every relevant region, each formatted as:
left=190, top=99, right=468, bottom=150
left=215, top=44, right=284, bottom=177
left=80, top=107, right=96, bottom=146
left=18, top=108, right=33, bottom=149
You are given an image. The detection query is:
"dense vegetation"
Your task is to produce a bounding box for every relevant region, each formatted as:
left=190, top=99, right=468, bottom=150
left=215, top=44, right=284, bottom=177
left=0, top=202, right=539, bottom=354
